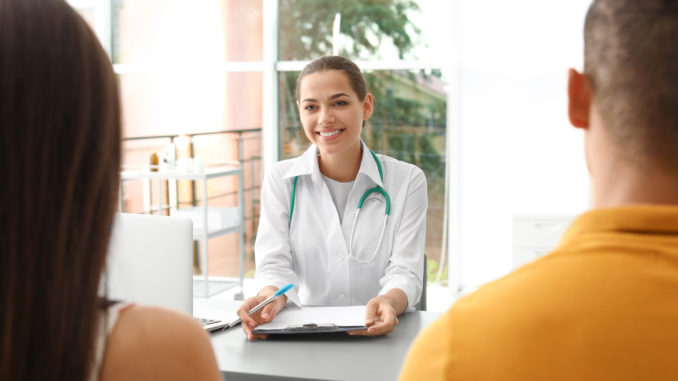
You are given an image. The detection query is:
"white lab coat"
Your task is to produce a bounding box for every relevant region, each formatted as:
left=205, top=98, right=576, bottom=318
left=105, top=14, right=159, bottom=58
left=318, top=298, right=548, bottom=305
left=254, top=141, right=427, bottom=309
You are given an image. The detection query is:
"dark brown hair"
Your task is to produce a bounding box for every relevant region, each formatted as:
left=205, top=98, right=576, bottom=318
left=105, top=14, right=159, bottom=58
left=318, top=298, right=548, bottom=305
left=584, top=0, right=678, bottom=170
left=296, top=56, right=369, bottom=101
left=0, top=0, right=121, bottom=379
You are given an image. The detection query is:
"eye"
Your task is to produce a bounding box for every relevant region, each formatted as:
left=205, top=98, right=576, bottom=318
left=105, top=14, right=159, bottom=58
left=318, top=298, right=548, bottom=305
left=335, top=100, right=348, bottom=106
left=304, top=105, right=316, bottom=111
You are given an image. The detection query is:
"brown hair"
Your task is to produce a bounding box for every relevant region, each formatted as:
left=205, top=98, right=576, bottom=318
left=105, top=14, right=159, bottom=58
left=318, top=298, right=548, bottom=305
left=0, top=0, right=121, bottom=379
left=584, top=0, right=678, bottom=170
left=296, top=56, right=369, bottom=101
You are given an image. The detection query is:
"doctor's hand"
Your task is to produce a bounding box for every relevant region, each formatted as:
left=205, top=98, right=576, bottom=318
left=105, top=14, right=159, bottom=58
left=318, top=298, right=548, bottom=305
left=348, top=289, right=408, bottom=336
left=237, top=286, right=287, bottom=341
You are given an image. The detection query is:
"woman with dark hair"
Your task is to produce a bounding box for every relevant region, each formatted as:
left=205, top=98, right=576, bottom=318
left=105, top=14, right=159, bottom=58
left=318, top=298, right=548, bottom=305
left=0, top=0, right=220, bottom=379
left=237, top=56, right=427, bottom=339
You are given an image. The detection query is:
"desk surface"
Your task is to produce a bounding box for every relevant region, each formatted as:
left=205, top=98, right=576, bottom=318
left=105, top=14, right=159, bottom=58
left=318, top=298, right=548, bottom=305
left=194, top=299, right=441, bottom=381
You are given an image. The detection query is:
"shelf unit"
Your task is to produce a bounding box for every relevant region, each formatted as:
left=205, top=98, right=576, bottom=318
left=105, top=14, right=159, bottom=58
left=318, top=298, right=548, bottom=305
left=120, top=163, right=245, bottom=298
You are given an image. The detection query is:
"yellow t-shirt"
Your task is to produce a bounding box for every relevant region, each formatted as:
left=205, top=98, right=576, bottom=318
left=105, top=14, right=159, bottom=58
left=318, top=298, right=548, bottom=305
left=400, top=205, right=678, bottom=381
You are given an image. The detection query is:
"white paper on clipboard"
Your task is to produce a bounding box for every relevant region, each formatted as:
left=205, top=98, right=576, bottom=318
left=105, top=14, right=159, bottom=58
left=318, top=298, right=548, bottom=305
left=253, top=306, right=368, bottom=333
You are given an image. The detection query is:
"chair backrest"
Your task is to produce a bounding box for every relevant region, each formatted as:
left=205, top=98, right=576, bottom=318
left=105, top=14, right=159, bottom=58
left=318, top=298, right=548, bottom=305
left=415, top=254, right=427, bottom=311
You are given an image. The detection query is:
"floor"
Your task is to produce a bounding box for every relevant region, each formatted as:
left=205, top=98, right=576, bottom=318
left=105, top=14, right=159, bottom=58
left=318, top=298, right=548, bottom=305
left=202, top=277, right=457, bottom=313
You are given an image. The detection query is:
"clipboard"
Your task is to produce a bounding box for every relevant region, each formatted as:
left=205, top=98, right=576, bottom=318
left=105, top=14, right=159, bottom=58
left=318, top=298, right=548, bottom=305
left=253, top=306, right=368, bottom=335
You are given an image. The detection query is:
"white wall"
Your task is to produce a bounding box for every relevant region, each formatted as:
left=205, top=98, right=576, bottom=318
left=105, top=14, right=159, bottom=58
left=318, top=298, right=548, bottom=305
left=453, top=0, right=593, bottom=291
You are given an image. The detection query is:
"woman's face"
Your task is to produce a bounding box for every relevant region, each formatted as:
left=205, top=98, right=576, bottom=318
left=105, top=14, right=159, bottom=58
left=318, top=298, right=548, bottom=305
left=297, top=70, right=373, bottom=158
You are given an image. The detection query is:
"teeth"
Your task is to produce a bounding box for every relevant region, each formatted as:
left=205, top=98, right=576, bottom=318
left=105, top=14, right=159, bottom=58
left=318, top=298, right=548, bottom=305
left=319, top=130, right=341, bottom=137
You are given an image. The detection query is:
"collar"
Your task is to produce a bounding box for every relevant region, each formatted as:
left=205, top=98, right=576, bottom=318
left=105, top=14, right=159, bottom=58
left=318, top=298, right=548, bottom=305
left=282, top=140, right=384, bottom=188
left=283, top=144, right=323, bottom=185
left=559, top=205, right=678, bottom=247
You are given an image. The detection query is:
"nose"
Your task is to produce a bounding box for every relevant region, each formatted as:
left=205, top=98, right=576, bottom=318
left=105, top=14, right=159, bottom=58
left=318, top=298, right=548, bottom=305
left=318, top=107, right=335, bottom=125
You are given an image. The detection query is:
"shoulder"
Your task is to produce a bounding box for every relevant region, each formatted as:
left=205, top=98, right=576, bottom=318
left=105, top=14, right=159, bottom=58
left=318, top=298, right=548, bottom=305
left=400, top=309, right=454, bottom=380
left=100, top=305, right=220, bottom=381
left=446, top=253, right=590, bottom=342
left=263, top=156, right=307, bottom=187
left=377, top=154, right=426, bottom=183
left=272, top=156, right=299, bottom=173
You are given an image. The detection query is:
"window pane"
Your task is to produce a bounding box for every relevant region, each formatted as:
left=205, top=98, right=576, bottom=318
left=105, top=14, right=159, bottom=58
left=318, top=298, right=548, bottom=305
left=118, top=71, right=262, bottom=139
left=278, top=0, right=452, bottom=62
left=112, top=0, right=263, bottom=64
left=279, top=69, right=448, bottom=280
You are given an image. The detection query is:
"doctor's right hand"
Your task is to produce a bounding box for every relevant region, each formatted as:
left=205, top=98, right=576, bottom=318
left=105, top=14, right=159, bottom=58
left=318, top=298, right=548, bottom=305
left=237, top=286, right=287, bottom=341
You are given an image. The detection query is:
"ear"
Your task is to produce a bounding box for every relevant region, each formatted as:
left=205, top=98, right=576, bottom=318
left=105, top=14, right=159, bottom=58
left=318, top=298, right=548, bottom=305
left=362, top=93, right=374, bottom=121
left=568, top=68, right=592, bottom=129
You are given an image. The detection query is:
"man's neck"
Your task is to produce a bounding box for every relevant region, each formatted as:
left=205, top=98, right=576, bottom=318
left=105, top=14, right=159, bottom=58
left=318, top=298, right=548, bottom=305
left=592, top=161, right=678, bottom=208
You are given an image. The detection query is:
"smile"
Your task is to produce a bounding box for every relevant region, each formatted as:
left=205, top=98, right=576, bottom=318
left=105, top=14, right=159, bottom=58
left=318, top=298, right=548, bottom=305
left=318, top=129, right=343, bottom=137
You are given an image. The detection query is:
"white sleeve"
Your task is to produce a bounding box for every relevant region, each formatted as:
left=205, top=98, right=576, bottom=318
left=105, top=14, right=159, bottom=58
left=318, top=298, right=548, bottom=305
left=253, top=165, right=302, bottom=307
left=378, top=167, right=427, bottom=310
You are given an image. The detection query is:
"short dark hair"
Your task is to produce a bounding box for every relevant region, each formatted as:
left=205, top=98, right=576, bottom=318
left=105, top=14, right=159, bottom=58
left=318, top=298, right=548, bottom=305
left=584, top=0, right=678, bottom=170
left=296, top=56, right=369, bottom=101
left=0, top=0, right=121, bottom=379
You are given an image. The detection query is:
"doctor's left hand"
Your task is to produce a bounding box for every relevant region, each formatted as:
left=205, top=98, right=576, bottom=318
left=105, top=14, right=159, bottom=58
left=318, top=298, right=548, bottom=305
left=348, top=290, right=407, bottom=336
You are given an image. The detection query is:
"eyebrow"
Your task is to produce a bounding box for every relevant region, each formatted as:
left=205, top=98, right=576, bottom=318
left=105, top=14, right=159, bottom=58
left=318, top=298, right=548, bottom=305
left=301, top=92, right=351, bottom=103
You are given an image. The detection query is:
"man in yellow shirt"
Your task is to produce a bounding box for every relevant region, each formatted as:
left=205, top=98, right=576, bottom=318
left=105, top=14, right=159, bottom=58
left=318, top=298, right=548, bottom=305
left=400, top=0, right=678, bottom=380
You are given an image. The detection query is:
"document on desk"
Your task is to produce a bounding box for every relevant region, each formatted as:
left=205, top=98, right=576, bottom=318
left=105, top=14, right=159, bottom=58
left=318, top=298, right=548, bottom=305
left=253, top=306, right=368, bottom=334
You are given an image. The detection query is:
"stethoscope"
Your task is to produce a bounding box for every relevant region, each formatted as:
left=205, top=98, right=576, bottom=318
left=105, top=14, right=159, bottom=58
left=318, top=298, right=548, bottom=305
left=289, top=150, right=391, bottom=264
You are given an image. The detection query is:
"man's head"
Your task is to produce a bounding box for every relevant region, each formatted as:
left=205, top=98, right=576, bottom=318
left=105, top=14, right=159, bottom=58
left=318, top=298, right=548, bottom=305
left=569, top=0, right=678, bottom=173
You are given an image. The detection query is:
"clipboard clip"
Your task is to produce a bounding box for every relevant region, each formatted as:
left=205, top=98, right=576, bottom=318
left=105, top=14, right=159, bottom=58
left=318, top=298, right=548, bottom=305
left=285, top=323, right=337, bottom=331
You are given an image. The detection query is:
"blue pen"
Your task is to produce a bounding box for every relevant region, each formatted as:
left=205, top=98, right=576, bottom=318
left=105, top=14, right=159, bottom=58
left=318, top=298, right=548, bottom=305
left=225, top=283, right=294, bottom=329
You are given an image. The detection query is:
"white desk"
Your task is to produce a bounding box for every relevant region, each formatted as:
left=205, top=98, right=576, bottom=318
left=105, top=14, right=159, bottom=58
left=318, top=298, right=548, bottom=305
left=194, top=299, right=441, bottom=381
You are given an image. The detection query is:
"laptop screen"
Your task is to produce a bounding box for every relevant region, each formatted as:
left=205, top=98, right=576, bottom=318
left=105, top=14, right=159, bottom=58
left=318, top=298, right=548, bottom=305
left=102, top=213, right=193, bottom=315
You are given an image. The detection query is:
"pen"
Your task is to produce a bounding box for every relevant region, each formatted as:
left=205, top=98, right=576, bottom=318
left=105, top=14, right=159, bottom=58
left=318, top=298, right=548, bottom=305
left=225, top=283, right=294, bottom=330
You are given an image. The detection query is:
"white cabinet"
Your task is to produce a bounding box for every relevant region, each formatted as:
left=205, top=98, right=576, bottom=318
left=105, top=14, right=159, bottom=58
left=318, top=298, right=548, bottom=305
left=512, top=214, right=575, bottom=269
left=120, top=164, right=245, bottom=298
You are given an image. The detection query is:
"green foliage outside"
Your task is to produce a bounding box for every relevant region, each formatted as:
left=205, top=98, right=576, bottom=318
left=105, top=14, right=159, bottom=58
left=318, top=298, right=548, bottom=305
left=427, top=258, right=448, bottom=285
left=279, top=0, right=421, bottom=60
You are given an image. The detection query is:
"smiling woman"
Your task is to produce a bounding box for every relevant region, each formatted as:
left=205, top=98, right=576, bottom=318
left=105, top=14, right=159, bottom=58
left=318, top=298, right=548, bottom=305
left=236, top=56, right=428, bottom=340
left=297, top=69, right=373, bottom=181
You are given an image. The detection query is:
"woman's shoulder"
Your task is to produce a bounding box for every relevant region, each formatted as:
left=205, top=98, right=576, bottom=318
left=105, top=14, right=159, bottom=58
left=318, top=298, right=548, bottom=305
left=264, top=154, right=313, bottom=187
left=377, top=154, right=426, bottom=180
left=99, top=305, right=220, bottom=381
left=269, top=156, right=300, bottom=176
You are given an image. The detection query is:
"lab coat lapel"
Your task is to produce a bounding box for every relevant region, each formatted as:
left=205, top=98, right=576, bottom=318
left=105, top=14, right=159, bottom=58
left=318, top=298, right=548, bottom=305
left=290, top=145, right=350, bottom=258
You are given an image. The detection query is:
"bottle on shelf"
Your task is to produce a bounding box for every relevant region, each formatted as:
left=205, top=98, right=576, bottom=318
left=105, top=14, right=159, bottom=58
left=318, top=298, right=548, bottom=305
left=150, top=152, right=159, bottom=172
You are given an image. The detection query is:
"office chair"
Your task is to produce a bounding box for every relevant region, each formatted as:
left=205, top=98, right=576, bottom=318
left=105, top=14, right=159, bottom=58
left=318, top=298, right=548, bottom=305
left=415, top=255, right=427, bottom=311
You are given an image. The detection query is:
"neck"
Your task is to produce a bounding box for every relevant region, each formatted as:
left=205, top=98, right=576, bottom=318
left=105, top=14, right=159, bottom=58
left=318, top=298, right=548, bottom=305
left=586, top=113, right=678, bottom=208
left=318, top=142, right=362, bottom=182
left=592, top=162, right=678, bottom=208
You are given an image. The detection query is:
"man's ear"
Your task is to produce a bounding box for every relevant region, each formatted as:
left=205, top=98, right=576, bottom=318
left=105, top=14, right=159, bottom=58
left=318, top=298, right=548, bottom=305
left=568, top=68, right=592, bottom=129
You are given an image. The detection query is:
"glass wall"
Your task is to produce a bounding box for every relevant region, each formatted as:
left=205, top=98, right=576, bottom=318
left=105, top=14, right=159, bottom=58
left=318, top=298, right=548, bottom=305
left=69, top=0, right=595, bottom=302
left=69, top=0, right=454, bottom=285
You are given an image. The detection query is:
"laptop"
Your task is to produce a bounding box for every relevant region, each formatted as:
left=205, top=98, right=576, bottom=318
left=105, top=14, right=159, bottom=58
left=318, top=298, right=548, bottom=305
left=103, top=213, right=227, bottom=331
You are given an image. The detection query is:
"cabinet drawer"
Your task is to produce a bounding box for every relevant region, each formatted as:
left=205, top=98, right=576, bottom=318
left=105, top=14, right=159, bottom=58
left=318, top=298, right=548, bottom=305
left=512, top=215, right=574, bottom=248
left=513, top=247, right=553, bottom=268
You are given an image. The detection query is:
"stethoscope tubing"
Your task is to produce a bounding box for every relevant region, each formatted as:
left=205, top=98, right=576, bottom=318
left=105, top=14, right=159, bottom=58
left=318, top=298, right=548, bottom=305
left=289, top=149, right=391, bottom=264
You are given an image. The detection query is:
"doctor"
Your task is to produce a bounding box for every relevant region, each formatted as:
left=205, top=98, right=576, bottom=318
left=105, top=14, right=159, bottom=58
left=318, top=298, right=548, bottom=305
left=237, top=56, right=427, bottom=340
